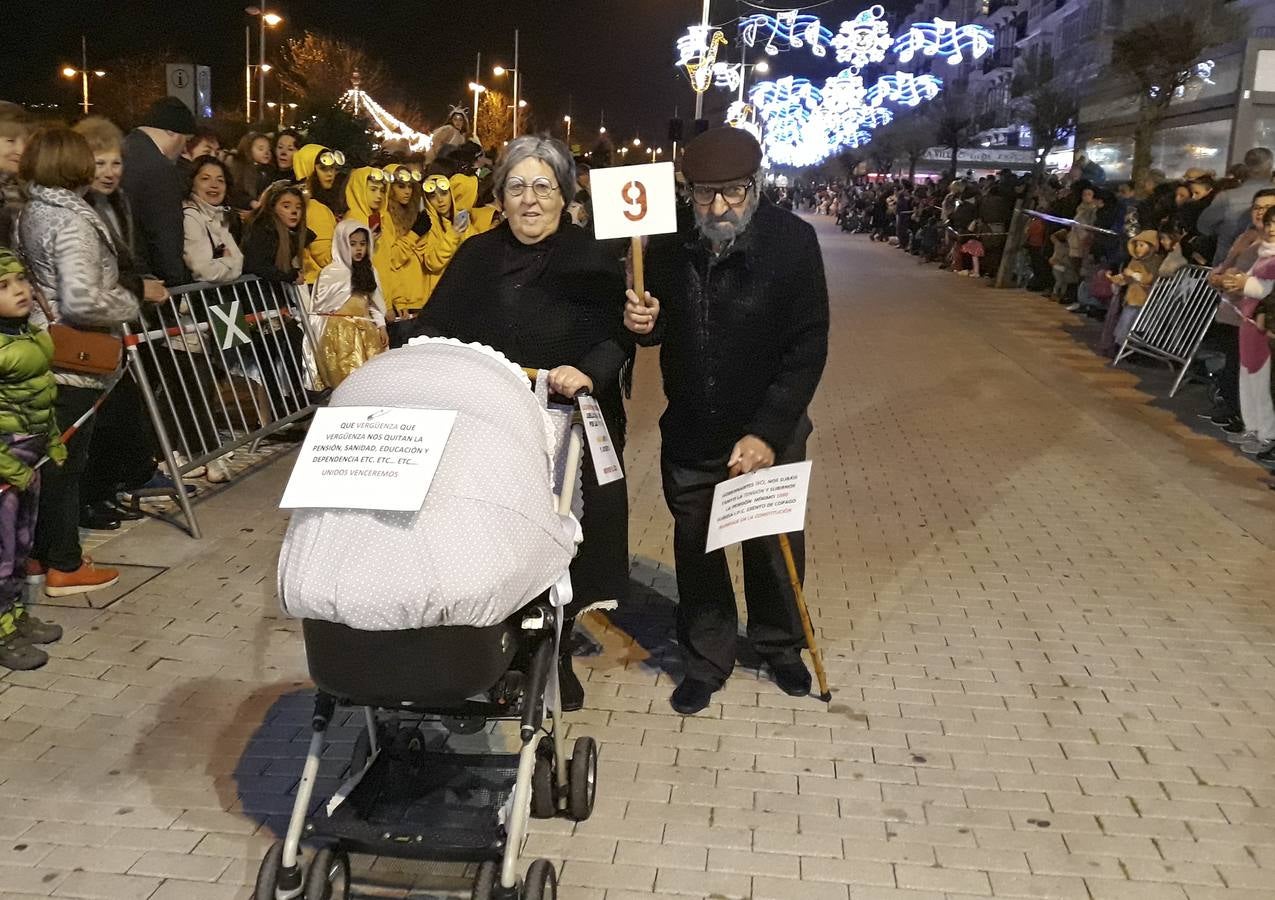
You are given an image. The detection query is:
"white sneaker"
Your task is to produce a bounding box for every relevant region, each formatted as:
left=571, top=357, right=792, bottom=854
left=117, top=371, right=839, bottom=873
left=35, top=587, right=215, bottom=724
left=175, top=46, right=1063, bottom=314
left=1241, top=437, right=1275, bottom=455
left=173, top=451, right=206, bottom=479
left=1065, top=302, right=1082, bottom=312
left=206, top=459, right=232, bottom=484
left=1227, top=430, right=1257, bottom=445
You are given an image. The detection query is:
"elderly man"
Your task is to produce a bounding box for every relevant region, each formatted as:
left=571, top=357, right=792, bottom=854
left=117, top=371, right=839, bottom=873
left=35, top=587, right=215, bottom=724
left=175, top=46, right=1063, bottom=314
left=121, top=97, right=196, bottom=287
left=625, top=128, right=829, bottom=716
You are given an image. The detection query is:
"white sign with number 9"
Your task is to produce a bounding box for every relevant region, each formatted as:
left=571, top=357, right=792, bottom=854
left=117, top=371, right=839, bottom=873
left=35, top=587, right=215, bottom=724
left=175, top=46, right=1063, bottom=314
left=590, top=161, right=678, bottom=240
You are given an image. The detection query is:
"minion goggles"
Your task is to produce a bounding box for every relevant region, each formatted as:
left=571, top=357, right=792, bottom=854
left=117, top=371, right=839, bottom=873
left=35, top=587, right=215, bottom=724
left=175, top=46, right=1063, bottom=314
left=422, top=175, right=451, bottom=194
left=316, top=149, right=346, bottom=169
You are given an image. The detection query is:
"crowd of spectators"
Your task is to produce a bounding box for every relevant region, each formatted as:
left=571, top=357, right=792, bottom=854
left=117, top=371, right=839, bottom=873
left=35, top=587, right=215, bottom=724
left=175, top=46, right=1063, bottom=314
left=795, top=147, right=1275, bottom=476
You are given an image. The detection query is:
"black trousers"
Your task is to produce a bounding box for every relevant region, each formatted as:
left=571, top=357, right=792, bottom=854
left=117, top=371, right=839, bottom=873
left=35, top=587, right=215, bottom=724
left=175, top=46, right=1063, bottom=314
left=81, top=371, right=159, bottom=504
left=1199, top=321, right=1241, bottom=415
left=660, top=418, right=811, bottom=686
left=34, top=384, right=101, bottom=572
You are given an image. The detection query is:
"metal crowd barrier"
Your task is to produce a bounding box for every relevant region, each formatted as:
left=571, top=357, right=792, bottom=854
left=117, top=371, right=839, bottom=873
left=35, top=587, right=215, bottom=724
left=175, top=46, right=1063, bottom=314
left=1114, top=264, right=1220, bottom=396
left=123, top=276, right=322, bottom=537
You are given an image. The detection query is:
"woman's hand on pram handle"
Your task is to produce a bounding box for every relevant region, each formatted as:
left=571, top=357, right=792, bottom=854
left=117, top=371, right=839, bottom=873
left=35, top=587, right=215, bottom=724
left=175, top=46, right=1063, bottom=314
left=547, top=366, right=594, bottom=399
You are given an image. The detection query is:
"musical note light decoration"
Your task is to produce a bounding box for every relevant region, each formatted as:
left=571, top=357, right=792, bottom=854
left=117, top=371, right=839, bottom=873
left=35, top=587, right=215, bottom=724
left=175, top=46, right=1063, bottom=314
left=674, top=6, right=995, bottom=165
left=892, top=18, right=994, bottom=66
left=739, top=11, right=834, bottom=58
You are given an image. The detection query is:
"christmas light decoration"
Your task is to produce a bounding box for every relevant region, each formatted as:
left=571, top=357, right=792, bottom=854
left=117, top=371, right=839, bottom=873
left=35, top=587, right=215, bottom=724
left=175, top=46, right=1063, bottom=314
left=830, top=5, right=893, bottom=69
left=738, top=11, right=832, bottom=58
left=340, top=88, right=432, bottom=152
left=892, top=18, right=994, bottom=66
left=676, top=26, right=730, bottom=93
left=697, top=4, right=996, bottom=166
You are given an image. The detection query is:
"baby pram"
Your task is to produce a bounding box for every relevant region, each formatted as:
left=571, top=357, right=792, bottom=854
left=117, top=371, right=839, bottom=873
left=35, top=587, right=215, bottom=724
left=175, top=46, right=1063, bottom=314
left=258, top=340, right=597, bottom=900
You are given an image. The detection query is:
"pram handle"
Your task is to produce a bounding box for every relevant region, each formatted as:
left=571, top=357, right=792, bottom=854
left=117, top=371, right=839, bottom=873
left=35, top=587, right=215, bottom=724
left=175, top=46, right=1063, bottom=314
left=521, top=366, right=591, bottom=401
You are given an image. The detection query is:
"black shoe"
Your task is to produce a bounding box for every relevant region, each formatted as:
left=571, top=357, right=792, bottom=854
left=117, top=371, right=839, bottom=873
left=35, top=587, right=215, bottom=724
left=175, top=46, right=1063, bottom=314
left=1258, top=445, right=1275, bottom=464
left=558, top=652, right=584, bottom=713
left=79, top=503, right=121, bottom=531
left=670, top=678, right=716, bottom=716
left=1222, top=418, right=1247, bottom=435
left=1209, top=412, right=1237, bottom=425
left=770, top=659, right=812, bottom=697
left=104, top=500, right=146, bottom=521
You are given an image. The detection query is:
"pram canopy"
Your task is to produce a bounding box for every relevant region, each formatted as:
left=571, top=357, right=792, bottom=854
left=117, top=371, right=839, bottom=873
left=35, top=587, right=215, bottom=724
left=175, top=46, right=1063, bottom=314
left=278, top=339, right=579, bottom=630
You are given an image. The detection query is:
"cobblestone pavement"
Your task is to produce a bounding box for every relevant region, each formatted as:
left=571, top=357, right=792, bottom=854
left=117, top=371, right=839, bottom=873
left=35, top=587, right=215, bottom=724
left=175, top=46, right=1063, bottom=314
left=3, top=216, right=1275, bottom=899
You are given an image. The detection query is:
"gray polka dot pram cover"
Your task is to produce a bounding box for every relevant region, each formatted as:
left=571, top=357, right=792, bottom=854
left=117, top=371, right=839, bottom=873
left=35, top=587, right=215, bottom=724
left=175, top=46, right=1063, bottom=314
left=278, top=339, right=581, bottom=630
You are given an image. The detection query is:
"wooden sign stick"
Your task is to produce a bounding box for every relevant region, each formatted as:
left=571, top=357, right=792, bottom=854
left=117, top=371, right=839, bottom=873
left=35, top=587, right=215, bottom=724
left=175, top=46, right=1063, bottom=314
left=631, top=235, right=646, bottom=300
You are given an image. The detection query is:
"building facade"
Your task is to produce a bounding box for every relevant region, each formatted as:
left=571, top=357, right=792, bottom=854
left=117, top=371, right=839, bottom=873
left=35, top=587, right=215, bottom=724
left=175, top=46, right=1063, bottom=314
left=896, top=0, right=1275, bottom=179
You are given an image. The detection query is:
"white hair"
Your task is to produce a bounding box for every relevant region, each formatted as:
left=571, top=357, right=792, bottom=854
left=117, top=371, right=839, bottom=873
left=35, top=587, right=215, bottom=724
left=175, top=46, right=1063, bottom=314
left=493, top=135, right=577, bottom=206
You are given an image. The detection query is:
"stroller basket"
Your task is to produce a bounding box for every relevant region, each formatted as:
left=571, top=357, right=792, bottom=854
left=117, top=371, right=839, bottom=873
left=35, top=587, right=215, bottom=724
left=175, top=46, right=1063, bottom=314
left=307, top=746, right=521, bottom=862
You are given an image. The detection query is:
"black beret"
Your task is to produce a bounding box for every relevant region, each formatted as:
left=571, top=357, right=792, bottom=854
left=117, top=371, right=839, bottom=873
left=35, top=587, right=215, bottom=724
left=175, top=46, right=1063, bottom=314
left=681, top=127, right=763, bottom=184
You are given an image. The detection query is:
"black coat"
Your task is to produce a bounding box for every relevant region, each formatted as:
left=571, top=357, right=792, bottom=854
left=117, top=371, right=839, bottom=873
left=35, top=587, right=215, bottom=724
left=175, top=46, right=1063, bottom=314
left=407, top=220, right=633, bottom=607
left=121, top=129, right=189, bottom=286
left=642, top=198, right=829, bottom=461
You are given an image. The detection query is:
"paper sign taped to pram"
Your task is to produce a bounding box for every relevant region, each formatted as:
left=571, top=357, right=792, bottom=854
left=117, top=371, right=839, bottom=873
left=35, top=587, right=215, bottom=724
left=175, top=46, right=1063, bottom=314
left=280, top=406, right=457, bottom=511
left=577, top=394, right=624, bottom=485
left=705, top=461, right=812, bottom=553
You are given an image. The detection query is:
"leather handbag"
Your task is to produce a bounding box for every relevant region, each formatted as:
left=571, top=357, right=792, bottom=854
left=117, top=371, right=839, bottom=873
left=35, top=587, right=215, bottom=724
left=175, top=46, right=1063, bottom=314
left=34, top=290, right=124, bottom=376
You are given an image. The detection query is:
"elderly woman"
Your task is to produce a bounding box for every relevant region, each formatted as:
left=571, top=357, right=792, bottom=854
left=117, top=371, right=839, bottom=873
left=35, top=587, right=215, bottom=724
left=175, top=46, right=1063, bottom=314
left=406, top=136, right=631, bottom=711
left=15, top=128, right=141, bottom=597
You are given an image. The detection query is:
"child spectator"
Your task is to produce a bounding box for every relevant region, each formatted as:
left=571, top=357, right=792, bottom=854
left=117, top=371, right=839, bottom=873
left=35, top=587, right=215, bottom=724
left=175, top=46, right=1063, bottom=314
left=243, top=182, right=308, bottom=283
left=1108, top=230, right=1163, bottom=345
left=0, top=249, right=66, bottom=670
left=957, top=221, right=986, bottom=277
left=1049, top=228, right=1071, bottom=301
left=311, top=220, right=387, bottom=388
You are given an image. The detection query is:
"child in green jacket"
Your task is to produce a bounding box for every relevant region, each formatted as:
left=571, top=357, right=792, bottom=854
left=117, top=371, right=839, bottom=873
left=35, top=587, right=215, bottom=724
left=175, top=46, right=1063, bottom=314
left=0, top=248, right=66, bottom=670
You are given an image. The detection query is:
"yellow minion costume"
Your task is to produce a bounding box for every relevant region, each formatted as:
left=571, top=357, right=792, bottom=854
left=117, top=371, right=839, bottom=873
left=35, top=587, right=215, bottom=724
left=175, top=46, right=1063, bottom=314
left=449, top=173, right=498, bottom=236
left=292, top=144, right=343, bottom=284
left=417, top=173, right=463, bottom=310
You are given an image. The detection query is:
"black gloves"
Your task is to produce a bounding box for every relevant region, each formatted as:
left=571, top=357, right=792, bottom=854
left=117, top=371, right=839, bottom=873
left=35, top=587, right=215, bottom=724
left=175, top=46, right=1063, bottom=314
left=411, top=211, right=432, bottom=237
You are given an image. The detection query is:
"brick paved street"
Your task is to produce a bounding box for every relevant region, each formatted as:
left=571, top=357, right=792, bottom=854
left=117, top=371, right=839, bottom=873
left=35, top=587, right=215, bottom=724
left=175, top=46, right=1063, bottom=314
left=3, top=216, right=1275, bottom=899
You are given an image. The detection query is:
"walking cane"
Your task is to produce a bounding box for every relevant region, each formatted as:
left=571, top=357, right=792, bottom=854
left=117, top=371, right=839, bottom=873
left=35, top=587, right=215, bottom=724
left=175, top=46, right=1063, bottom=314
left=778, top=533, right=832, bottom=703
left=0, top=386, right=115, bottom=496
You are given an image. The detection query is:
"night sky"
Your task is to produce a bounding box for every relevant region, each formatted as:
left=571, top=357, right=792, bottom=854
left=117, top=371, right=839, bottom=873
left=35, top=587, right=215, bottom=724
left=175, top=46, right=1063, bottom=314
left=3, top=0, right=913, bottom=149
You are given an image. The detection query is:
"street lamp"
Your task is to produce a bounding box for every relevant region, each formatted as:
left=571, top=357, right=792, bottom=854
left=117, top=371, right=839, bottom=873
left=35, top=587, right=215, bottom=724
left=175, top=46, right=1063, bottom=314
left=246, top=6, right=282, bottom=125
left=62, top=36, right=105, bottom=116
left=469, top=81, right=486, bottom=138
left=632, top=137, right=642, bottom=148
left=493, top=29, right=522, bottom=138
left=650, top=146, right=664, bottom=163
left=563, top=115, right=572, bottom=143
left=266, top=101, right=298, bottom=127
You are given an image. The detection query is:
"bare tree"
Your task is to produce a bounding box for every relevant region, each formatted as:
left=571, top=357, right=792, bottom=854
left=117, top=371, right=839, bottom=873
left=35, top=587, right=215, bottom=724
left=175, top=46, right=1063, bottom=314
left=1110, top=0, right=1245, bottom=183
left=476, top=89, right=512, bottom=150
left=890, top=111, right=938, bottom=182
left=276, top=31, right=393, bottom=114
left=928, top=90, right=974, bottom=178
left=1011, top=47, right=1077, bottom=186
left=867, top=125, right=901, bottom=176
left=92, top=48, right=180, bottom=129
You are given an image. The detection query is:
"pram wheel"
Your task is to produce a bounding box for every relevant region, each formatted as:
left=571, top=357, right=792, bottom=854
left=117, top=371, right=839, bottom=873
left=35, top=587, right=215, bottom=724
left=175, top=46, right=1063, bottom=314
left=523, top=859, right=557, bottom=900
left=303, top=845, right=349, bottom=900
left=567, top=736, right=598, bottom=821
left=471, top=861, right=498, bottom=900
left=254, top=841, right=283, bottom=900
left=530, top=736, right=558, bottom=819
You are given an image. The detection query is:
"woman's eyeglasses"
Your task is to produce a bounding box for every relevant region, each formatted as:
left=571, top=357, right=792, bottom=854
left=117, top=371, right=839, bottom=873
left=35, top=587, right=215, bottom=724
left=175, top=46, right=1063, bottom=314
left=690, top=179, right=754, bottom=206
left=505, top=177, right=558, bottom=200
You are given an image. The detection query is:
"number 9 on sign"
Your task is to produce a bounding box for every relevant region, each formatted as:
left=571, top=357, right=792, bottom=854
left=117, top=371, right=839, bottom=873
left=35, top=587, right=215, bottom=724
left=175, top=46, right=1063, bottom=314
left=622, top=181, right=648, bottom=222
